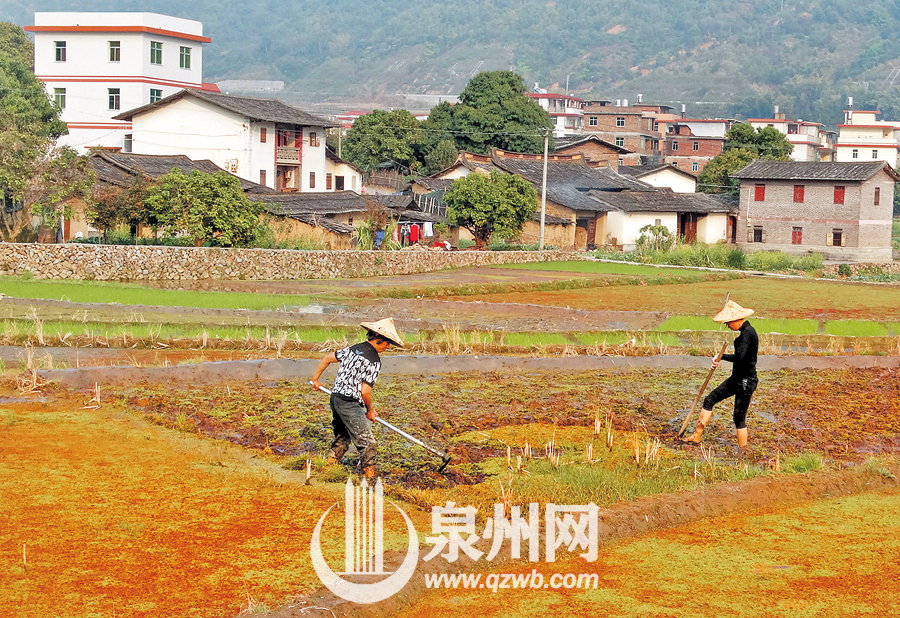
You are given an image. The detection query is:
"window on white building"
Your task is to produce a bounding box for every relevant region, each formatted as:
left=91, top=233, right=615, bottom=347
left=108, top=88, right=120, bottom=110
left=852, top=149, right=858, bottom=159
left=123, top=134, right=132, bottom=153
left=180, top=46, right=191, bottom=69
left=54, top=88, right=66, bottom=109
left=150, top=89, right=162, bottom=103
left=109, top=41, right=120, bottom=62
left=55, top=41, right=66, bottom=62
left=872, top=149, right=878, bottom=159
left=150, top=41, right=163, bottom=65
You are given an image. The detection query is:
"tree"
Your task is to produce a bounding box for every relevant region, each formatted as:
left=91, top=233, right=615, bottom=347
left=443, top=170, right=538, bottom=250
left=423, top=139, right=458, bottom=174
left=89, top=175, right=154, bottom=239
left=29, top=146, right=96, bottom=229
left=144, top=169, right=262, bottom=247
left=425, top=71, right=552, bottom=156
left=722, top=124, right=793, bottom=159
left=697, top=148, right=757, bottom=193
left=0, top=22, right=67, bottom=138
left=0, top=22, right=74, bottom=241
left=343, top=109, right=424, bottom=173
left=699, top=124, right=793, bottom=194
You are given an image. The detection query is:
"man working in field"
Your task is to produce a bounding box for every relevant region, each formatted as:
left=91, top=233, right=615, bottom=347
left=682, top=300, right=758, bottom=449
left=311, top=318, right=404, bottom=478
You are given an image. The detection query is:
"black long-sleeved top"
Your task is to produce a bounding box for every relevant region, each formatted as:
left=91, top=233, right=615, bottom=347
left=722, top=320, right=758, bottom=380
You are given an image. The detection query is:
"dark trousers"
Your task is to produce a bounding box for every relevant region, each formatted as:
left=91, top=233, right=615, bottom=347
left=329, top=393, right=377, bottom=468
left=703, top=376, right=758, bottom=430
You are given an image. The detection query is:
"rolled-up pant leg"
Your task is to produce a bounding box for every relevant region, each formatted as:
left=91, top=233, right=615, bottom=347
left=702, top=377, right=756, bottom=430
left=329, top=394, right=377, bottom=468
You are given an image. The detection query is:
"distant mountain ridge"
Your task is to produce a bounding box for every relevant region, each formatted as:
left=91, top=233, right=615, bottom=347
left=6, top=0, right=900, bottom=125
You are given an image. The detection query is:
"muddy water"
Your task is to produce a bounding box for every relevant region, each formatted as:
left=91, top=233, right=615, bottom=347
left=38, top=353, right=900, bottom=389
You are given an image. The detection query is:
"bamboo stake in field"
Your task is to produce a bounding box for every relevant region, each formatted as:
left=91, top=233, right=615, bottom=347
left=677, top=342, right=729, bottom=438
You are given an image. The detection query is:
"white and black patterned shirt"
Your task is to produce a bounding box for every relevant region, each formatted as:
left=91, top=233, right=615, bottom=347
left=332, top=341, right=382, bottom=403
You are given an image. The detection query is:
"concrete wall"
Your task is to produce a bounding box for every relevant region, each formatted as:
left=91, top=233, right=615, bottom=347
left=0, top=244, right=580, bottom=281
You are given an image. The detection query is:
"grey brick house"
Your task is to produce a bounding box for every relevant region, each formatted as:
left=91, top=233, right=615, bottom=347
left=732, top=160, right=899, bottom=261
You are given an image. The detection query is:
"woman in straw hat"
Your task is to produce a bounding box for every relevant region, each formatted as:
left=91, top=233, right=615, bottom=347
left=682, top=300, right=758, bottom=449
left=311, top=318, right=404, bottom=478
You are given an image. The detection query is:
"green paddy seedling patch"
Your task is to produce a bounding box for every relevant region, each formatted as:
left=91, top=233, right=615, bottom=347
left=0, top=276, right=315, bottom=310
left=824, top=320, right=889, bottom=337
left=657, top=316, right=820, bottom=335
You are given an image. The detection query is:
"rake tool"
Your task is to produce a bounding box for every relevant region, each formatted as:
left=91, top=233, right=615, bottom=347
left=310, top=382, right=452, bottom=473
left=676, top=342, right=729, bottom=438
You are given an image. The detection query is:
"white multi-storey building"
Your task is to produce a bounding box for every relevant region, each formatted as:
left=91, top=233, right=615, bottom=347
left=749, top=110, right=836, bottom=162
left=26, top=12, right=213, bottom=153
left=834, top=109, right=900, bottom=168
left=526, top=93, right=584, bottom=137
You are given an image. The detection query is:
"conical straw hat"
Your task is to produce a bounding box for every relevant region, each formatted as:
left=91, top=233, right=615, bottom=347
left=360, top=317, right=404, bottom=347
left=713, top=300, right=754, bottom=323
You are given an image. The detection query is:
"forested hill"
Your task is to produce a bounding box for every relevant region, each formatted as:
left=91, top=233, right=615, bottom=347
left=5, top=0, right=900, bottom=124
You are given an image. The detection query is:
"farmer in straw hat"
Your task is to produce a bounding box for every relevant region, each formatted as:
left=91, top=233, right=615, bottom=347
left=311, top=318, right=404, bottom=478
left=682, top=300, right=758, bottom=449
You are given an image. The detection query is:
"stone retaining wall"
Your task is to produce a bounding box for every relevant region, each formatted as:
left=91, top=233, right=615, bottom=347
left=821, top=262, right=900, bottom=276
left=0, top=243, right=582, bottom=281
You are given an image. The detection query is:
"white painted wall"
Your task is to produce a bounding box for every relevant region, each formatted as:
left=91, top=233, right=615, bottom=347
left=326, top=160, right=362, bottom=192
left=30, top=12, right=205, bottom=153
left=131, top=97, right=254, bottom=176
left=603, top=211, right=676, bottom=248
left=639, top=169, right=696, bottom=193
left=129, top=97, right=331, bottom=192
left=697, top=213, right=729, bottom=244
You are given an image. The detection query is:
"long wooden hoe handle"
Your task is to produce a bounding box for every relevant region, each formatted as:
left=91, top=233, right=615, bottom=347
left=677, top=342, right=729, bottom=437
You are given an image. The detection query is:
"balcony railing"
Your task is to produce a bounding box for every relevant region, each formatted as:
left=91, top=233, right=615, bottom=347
left=277, top=147, right=300, bottom=164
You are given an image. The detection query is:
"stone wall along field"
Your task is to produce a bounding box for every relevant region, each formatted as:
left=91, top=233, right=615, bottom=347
left=0, top=244, right=582, bottom=281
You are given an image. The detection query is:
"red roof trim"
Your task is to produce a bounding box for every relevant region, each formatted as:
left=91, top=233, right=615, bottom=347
left=24, top=25, right=210, bottom=43
left=836, top=143, right=900, bottom=149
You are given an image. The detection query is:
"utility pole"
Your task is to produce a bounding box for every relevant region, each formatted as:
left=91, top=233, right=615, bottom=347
left=540, top=127, right=550, bottom=250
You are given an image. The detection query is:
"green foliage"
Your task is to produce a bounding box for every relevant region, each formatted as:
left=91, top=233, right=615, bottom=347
left=143, top=169, right=262, bottom=247
left=424, top=71, right=551, bottom=155
left=838, top=263, right=852, bottom=277
left=343, top=109, right=424, bottom=172
left=699, top=125, right=793, bottom=194
left=636, top=224, right=675, bottom=254
left=444, top=171, right=538, bottom=249
left=29, top=146, right=96, bottom=224
left=697, top=148, right=757, bottom=193
left=781, top=453, right=825, bottom=474
left=724, top=124, right=794, bottom=159
left=0, top=22, right=67, bottom=138
left=423, top=138, right=458, bottom=174
left=88, top=176, right=153, bottom=238
left=595, top=242, right=822, bottom=273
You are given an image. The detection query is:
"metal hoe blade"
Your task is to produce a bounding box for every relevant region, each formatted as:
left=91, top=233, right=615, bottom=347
left=311, top=382, right=452, bottom=472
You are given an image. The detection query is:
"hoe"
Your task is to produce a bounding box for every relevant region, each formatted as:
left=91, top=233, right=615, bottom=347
left=311, top=382, right=452, bottom=473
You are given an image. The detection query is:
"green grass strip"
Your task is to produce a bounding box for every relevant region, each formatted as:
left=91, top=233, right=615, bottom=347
left=824, top=320, right=890, bottom=337
left=494, top=261, right=705, bottom=276
left=5, top=319, right=352, bottom=343
left=0, top=276, right=313, bottom=311
left=657, top=316, right=819, bottom=335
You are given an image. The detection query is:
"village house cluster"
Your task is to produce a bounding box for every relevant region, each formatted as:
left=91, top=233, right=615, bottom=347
left=26, top=12, right=897, bottom=261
